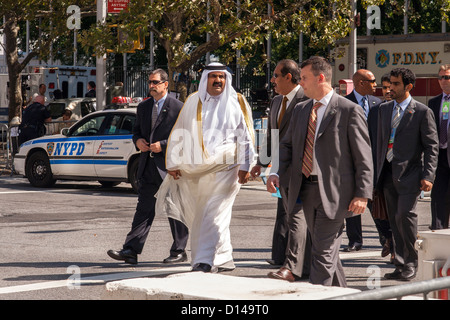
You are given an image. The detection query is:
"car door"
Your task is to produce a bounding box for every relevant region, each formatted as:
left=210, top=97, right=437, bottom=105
left=93, top=113, right=136, bottom=179
left=50, top=113, right=107, bottom=177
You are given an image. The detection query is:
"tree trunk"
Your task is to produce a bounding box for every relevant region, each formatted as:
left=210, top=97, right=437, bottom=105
left=4, top=13, right=23, bottom=122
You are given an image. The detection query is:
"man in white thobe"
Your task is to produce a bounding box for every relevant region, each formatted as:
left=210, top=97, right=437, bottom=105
left=156, top=63, right=255, bottom=272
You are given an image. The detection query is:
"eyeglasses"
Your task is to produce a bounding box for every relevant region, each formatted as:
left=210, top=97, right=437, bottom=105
left=362, top=79, right=376, bottom=83
left=438, top=75, right=450, bottom=80
left=148, top=80, right=166, bottom=85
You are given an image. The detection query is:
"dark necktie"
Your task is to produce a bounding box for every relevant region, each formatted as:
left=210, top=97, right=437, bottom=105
left=278, top=96, right=288, bottom=128
left=151, top=100, right=158, bottom=129
left=301, top=101, right=321, bottom=177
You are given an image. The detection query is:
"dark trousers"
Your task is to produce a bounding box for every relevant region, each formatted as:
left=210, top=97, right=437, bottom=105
left=430, top=149, right=450, bottom=230
left=123, top=158, right=188, bottom=255
left=381, top=163, right=420, bottom=269
left=271, top=196, right=288, bottom=264
left=345, top=215, right=362, bottom=245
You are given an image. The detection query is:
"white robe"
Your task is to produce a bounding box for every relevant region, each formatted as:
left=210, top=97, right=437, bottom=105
left=156, top=90, right=255, bottom=270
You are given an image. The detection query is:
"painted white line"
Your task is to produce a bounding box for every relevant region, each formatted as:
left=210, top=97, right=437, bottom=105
left=0, top=253, right=381, bottom=295
left=0, top=266, right=192, bottom=295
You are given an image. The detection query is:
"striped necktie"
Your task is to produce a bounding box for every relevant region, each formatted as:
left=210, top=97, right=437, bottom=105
left=301, top=101, right=322, bottom=177
left=386, top=105, right=401, bottom=162
left=360, top=96, right=368, bottom=118
left=278, top=96, right=288, bottom=128
left=151, top=100, right=158, bottom=129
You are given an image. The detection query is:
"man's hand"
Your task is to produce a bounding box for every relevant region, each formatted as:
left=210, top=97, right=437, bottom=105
left=266, top=175, right=279, bottom=193
left=250, top=165, right=262, bottom=178
left=238, top=170, right=250, bottom=184
left=168, top=170, right=182, bottom=180
left=420, top=179, right=433, bottom=192
left=348, top=197, right=368, bottom=215
left=136, top=138, right=151, bottom=152
left=150, top=141, right=162, bottom=153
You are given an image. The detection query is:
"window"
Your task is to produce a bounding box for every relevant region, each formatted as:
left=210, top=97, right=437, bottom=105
left=70, top=115, right=106, bottom=136
left=104, top=114, right=135, bottom=135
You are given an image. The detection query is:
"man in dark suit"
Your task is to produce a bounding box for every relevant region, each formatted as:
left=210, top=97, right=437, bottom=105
left=267, top=56, right=373, bottom=287
left=107, top=69, right=189, bottom=265
left=343, top=69, right=381, bottom=252
left=250, top=59, right=310, bottom=281
left=377, top=68, right=438, bottom=281
left=367, top=73, right=394, bottom=262
left=428, top=64, right=450, bottom=230
left=85, top=81, right=96, bottom=98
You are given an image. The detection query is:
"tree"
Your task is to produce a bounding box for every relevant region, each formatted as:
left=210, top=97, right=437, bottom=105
left=81, top=0, right=378, bottom=91
left=0, top=0, right=95, bottom=122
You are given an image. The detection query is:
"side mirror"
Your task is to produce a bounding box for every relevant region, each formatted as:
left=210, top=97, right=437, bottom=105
left=61, top=128, right=69, bottom=136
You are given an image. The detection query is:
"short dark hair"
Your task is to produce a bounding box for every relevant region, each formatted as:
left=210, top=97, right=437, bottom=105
left=381, top=73, right=390, bottom=83
left=390, top=68, right=416, bottom=87
left=300, top=56, right=332, bottom=82
left=278, top=59, right=301, bottom=84
left=88, top=81, right=96, bottom=89
left=150, top=68, right=169, bottom=82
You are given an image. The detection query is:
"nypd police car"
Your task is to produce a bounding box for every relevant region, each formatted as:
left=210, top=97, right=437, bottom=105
left=14, top=108, right=140, bottom=193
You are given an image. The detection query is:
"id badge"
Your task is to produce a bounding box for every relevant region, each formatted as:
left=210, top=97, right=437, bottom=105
left=389, top=127, right=396, bottom=145
left=443, top=101, right=449, bottom=120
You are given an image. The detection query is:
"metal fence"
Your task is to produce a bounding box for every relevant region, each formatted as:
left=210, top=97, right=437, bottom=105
left=107, top=63, right=272, bottom=114
left=0, top=120, right=78, bottom=175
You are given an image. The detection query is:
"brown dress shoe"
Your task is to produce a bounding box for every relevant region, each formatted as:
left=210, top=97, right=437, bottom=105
left=267, top=267, right=296, bottom=282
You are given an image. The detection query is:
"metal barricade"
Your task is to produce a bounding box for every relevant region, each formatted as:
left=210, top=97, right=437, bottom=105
left=328, top=276, right=450, bottom=300
left=44, top=119, right=77, bottom=135
left=0, top=123, right=10, bottom=174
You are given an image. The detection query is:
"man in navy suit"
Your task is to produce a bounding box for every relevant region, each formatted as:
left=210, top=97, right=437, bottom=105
left=107, top=69, right=189, bottom=264
left=343, top=69, right=381, bottom=252
left=428, top=64, right=450, bottom=230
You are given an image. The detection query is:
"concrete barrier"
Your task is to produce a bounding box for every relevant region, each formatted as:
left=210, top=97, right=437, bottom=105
left=103, top=272, right=360, bottom=300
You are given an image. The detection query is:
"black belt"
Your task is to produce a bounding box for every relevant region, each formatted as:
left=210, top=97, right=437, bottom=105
left=303, top=174, right=318, bottom=182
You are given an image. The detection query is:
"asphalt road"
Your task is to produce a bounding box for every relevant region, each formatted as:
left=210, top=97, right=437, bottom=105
left=0, top=174, right=436, bottom=301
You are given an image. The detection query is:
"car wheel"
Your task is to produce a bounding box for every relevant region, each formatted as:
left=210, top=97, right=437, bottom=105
left=129, top=159, right=139, bottom=194
left=98, top=181, right=120, bottom=188
left=26, top=151, right=56, bottom=188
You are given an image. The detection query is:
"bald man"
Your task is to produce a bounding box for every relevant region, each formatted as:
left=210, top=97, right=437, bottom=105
left=343, top=69, right=381, bottom=252
left=18, top=95, right=52, bottom=146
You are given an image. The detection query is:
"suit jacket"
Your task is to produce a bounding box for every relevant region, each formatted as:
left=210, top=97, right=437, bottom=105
left=428, top=93, right=450, bottom=167
left=376, top=98, right=439, bottom=194
left=278, top=92, right=373, bottom=220
left=345, top=91, right=381, bottom=118
left=258, top=87, right=307, bottom=185
left=132, top=95, right=183, bottom=178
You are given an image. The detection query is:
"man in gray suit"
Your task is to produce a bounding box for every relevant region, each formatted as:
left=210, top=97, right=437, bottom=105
left=377, top=68, right=438, bottom=281
left=267, top=56, right=373, bottom=287
left=251, top=59, right=310, bottom=281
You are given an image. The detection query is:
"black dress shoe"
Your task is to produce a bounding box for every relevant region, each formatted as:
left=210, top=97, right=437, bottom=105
left=342, top=243, right=362, bottom=252
left=163, top=252, right=188, bottom=264
left=399, top=267, right=416, bottom=281
left=107, top=249, right=138, bottom=265
left=384, top=267, right=403, bottom=280
left=192, top=263, right=212, bottom=272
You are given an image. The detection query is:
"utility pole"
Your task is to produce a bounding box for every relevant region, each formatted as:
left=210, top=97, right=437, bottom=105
left=96, top=0, right=107, bottom=110
left=348, top=0, right=357, bottom=78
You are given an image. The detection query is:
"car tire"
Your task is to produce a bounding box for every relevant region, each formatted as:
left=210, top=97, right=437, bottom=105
left=26, top=151, right=56, bottom=188
left=128, top=159, right=139, bottom=194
